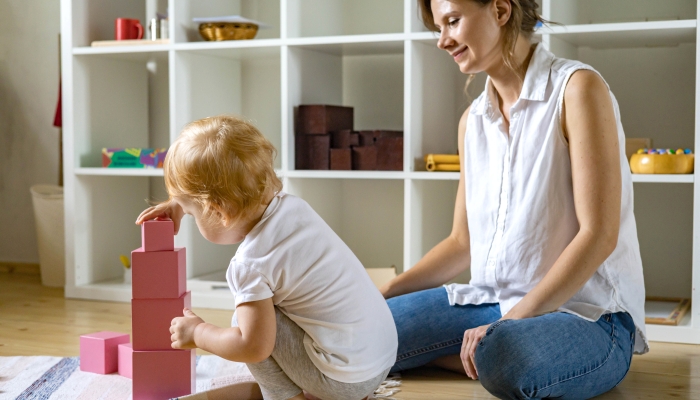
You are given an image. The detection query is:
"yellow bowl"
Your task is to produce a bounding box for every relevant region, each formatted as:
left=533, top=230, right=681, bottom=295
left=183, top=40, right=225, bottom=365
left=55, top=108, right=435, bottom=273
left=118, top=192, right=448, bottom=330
left=198, top=22, right=258, bottom=41
left=629, top=153, right=694, bottom=174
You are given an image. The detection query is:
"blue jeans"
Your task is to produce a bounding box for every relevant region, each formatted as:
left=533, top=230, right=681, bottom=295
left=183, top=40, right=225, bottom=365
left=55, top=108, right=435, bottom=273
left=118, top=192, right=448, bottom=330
left=387, top=288, right=635, bottom=399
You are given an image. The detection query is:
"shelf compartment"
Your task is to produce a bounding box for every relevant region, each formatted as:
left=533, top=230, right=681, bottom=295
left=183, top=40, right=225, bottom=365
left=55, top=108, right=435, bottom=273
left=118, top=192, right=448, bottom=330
left=409, top=41, right=472, bottom=171
left=70, top=0, right=147, bottom=48
left=72, top=176, right=149, bottom=286
left=287, top=42, right=404, bottom=170
left=541, top=20, right=696, bottom=49
left=73, top=51, right=169, bottom=169
left=173, top=0, right=281, bottom=43
left=285, top=178, right=404, bottom=270
left=634, top=183, right=693, bottom=302
left=173, top=46, right=282, bottom=167
left=286, top=0, right=403, bottom=38
left=547, top=42, right=696, bottom=153
left=407, top=180, right=461, bottom=273
left=548, top=0, right=696, bottom=26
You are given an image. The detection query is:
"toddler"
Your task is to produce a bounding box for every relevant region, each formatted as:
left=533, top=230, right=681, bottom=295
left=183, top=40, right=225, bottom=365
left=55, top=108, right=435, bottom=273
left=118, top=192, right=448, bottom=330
left=136, top=116, right=397, bottom=400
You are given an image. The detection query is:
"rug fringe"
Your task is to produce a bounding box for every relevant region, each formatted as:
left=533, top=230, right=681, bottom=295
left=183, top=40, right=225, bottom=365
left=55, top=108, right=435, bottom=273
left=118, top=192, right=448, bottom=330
left=370, top=373, right=401, bottom=400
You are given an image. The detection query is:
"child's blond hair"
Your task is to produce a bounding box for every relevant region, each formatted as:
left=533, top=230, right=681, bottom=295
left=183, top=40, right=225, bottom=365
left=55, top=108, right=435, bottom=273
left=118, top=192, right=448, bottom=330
left=164, top=115, right=282, bottom=225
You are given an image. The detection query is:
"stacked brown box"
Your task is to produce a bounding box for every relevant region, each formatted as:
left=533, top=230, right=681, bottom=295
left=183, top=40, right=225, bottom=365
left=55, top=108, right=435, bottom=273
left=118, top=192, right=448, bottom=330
left=295, top=105, right=403, bottom=171
left=296, top=105, right=353, bottom=170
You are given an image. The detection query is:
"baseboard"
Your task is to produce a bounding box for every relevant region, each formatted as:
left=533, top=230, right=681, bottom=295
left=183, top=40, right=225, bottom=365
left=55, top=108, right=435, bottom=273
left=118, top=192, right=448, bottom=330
left=0, top=262, right=40, bottom=275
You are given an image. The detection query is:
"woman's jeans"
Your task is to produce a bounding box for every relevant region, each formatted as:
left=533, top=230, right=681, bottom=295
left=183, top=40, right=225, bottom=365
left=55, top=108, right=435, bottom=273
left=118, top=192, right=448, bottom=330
left=387, top=287, right=635, bottom=399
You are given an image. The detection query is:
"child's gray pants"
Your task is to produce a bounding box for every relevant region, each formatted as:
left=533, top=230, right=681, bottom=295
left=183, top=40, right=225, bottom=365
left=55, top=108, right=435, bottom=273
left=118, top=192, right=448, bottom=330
left=246, top=308, right=390, bottom=400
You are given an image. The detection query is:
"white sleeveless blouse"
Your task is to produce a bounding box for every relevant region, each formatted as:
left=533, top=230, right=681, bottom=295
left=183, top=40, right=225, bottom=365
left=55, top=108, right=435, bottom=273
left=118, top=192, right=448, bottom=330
left=445, top=43, right=648, bottom=354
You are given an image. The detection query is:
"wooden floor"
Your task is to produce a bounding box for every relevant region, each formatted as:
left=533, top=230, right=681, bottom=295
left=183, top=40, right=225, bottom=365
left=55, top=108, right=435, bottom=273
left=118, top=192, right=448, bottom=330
left=1, top=271, right=699, bottom=399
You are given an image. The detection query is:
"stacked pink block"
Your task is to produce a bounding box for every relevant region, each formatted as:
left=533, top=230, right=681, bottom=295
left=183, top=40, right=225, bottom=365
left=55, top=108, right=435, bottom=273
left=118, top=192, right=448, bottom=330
left=130, top=220, right=195, bottom=400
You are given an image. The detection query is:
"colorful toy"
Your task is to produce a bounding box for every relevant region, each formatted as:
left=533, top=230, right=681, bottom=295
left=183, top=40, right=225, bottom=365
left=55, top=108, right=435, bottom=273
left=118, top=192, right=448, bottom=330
left=79, top=331, right=130, bottom=374
left=133, top=350, right=196, bottom=400
left=102, top=148, right=167, bottom=168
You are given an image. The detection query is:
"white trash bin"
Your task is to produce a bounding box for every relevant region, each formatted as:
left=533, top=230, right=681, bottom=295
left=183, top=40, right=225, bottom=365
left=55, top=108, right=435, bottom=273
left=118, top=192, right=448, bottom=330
left=30, top=184, right=65, bottom=287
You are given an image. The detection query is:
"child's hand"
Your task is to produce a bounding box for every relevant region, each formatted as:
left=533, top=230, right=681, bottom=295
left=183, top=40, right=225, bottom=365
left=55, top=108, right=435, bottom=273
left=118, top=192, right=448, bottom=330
left=136, top=200, right=185, bottom=234
left=170, top=308, right=205, bottom=349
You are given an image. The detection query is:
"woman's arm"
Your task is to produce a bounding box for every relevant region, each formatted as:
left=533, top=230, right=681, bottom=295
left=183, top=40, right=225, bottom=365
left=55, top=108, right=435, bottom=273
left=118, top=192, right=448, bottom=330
left=171, top=298, right=276, bottom=363
left=503, top=69, right=622, bottom=320
left=381, top=108, right=472, bottom=299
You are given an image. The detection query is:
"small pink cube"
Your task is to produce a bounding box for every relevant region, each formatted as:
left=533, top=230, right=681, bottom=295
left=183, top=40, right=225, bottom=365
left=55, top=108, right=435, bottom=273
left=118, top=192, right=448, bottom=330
left=118, top=343, right=133, bottom=379
left=141, top=220, right=174, bottom=252
left=131, top=247, right=186, bottom=299
left=79, top=331, right=130, bottom=374
left=133, top=349, right=195, bottom=400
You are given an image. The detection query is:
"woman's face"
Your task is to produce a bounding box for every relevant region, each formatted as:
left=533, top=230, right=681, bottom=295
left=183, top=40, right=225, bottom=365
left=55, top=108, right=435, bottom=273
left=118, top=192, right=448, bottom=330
left=431, top=0, right=507, bottom=75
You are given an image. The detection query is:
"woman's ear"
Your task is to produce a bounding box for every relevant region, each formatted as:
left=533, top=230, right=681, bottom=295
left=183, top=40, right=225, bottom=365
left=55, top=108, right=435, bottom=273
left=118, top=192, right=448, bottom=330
left=493, top=0, right=512, bottom=27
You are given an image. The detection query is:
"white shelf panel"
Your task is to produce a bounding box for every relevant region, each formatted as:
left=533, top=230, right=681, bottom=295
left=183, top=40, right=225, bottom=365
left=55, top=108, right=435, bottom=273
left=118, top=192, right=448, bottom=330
left=631, top=174, right=694, bottom=183
left=408, top=172, right=460, bottom=180
left=287, top=35, right=405, bottom=56
left=173, top=38, right=283, bottom=52
left=540, top=20, right=696, bottom=48
left=73, top=46, right=170, bottom=61
left=285, top=170, right=405, bottom=180
left=75, top=167, right=164, bottom=177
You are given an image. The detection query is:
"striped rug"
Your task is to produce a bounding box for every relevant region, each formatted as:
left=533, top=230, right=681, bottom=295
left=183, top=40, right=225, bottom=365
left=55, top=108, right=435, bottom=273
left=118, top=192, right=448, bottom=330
left=0, top=355, right=253, bottom=400
left=0, top=356, right=400, bottom=400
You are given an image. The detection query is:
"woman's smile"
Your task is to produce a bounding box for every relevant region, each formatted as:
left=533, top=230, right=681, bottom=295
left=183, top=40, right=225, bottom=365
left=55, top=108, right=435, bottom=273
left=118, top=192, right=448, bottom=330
left=451, top=45, right=468, bottom=61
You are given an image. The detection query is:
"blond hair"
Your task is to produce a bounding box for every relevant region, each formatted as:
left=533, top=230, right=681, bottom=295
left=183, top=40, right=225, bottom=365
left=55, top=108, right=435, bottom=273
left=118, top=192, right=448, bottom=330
left=164, top=115, right=282, bottom=225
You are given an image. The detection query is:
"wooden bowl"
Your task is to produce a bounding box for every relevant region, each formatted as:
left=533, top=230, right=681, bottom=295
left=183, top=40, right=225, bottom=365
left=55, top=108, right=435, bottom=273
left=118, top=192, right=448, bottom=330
left=198, top=22, right=258, bottom=41
left=630, top=153, right=694, bottom=174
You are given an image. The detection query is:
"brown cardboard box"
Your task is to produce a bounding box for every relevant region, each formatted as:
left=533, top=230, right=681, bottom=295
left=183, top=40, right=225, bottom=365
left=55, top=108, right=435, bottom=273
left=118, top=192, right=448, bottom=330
left=298, top=105, right=354, bottom=135
left=330, top=148, right=352, bottom=170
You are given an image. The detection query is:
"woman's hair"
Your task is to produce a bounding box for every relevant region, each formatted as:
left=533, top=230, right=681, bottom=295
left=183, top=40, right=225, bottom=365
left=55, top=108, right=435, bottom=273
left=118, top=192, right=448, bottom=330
left=419, top=0, right=546, bottom=77
left=163, top=115, right=282, bottom=225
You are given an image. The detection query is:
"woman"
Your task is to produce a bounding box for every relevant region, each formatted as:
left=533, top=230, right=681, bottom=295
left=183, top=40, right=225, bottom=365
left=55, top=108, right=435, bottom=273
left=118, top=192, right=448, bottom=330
left=380, top=0, right=647, bottom=398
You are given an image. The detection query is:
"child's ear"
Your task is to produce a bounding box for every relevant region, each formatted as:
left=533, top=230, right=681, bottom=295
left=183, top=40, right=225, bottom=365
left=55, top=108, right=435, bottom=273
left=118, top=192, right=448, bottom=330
left=210, top=203, right=232, bottom=227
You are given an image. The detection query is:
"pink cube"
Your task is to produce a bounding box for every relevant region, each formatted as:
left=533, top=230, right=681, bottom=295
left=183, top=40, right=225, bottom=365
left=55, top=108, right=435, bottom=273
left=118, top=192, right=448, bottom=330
left=133, top=349, right=195, bottom=400
left=131, top=247, right=186, bottom=299
left=132, top=291, right=191, bottom=351
left=141, top=220, right=174, bottom=252
left=118, top=343, right=133, bottom=379
left=79, top=331, right=130, bottom=374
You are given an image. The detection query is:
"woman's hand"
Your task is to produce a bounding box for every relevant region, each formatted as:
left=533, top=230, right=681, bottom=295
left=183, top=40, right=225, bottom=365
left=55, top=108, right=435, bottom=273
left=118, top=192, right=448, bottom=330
left=135, top=200, right=185, bottom=234
left=170, top=308, right=205, bottom=349
left=461, top=324, right=490, bottom=379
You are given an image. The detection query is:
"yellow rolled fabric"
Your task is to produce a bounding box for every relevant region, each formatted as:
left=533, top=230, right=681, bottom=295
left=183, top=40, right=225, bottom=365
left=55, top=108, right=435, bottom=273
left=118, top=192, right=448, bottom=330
left=424, top=154, right=460, bottom=172
left=429, top=164, right=460, bottom=172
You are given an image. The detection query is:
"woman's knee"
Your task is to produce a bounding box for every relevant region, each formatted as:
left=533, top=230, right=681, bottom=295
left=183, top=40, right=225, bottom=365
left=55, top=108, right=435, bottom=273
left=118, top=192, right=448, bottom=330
left=474, top=321, right=536, bottom=399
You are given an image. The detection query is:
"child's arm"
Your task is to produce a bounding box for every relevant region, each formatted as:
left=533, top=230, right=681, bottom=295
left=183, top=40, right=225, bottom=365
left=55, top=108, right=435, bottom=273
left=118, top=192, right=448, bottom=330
left=170, top=298, right=276, bottom=363
left=135, top=199, right=186, bottom=234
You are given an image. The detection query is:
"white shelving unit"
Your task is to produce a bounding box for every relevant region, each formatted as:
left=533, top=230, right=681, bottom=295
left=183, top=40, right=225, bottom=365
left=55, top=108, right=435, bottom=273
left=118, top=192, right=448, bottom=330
left=61, top=0, right=700, bottom=344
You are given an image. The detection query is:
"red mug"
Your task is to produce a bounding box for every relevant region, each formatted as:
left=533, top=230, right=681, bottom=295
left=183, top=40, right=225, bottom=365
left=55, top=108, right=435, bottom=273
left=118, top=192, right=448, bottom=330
left=115, top=18, right=144, bottom=40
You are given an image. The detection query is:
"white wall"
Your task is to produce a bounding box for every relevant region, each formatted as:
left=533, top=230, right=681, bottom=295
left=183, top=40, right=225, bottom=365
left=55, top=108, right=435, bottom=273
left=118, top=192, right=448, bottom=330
left=0, top=1, right=61, bottom=263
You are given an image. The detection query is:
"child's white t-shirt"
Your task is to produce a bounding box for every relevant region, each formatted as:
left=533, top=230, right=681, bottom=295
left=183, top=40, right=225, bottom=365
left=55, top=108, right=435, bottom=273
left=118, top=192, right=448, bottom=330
left=226, top=192, right=398, bottom=383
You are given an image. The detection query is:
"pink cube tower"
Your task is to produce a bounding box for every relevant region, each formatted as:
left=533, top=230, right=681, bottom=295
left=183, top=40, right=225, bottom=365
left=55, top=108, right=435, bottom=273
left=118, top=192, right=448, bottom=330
left=79, top=331, right=130, bottom=374
left=130, top=219, right=194, bottom=399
